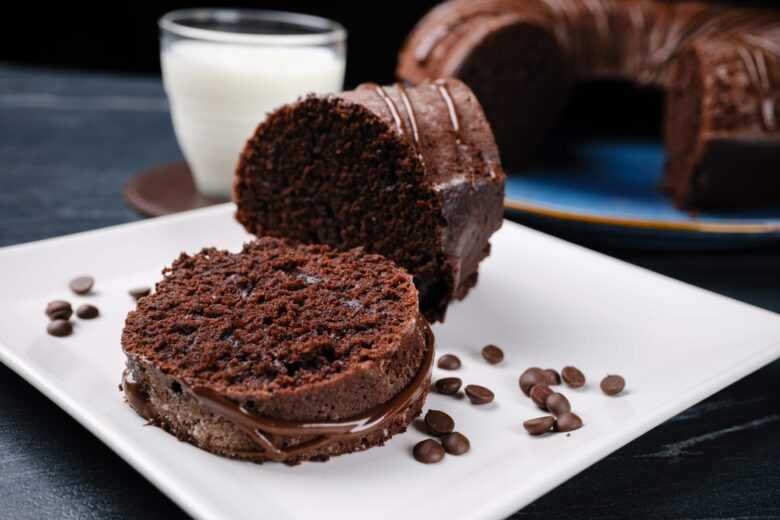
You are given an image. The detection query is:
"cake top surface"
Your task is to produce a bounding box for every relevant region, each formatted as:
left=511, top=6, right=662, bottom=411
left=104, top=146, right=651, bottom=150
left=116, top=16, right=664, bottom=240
left=122, top=237, right=421, bottom=394
left=339, top=79, right=503, bottom=188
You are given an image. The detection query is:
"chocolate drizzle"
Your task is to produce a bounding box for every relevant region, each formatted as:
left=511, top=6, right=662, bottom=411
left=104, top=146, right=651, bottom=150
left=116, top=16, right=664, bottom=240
left=121, top=369, right=156, bottom=421
left=123, top=316, right=435, bottom=462
left=433, top=79, right=463, bottom=142
left=360, top=82, right=409, bottom=144
left=361, top=79, right=462, bottom=146
left=734, top=42, right=776, bottom=132
left=360, top=82, right=427, bottom=165
left=362, top=78, right=463, bottom=147
left=395, top=82, right=423, bottom=150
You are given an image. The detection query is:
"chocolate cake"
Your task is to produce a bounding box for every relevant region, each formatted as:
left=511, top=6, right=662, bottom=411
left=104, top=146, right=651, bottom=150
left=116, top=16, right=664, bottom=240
left=121, top=237, right=434, bottom=464
left=234, top=79, right=505, bottom=323
left=397, top=0, right=780, bottom=209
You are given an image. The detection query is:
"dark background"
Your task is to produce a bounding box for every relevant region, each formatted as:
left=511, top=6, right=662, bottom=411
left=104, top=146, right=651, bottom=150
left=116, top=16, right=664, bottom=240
left=1, top=2, right=433, bottom=85
left=0, top=1, right=665, bottom=139
left=3, top=1, right=778, bottom=139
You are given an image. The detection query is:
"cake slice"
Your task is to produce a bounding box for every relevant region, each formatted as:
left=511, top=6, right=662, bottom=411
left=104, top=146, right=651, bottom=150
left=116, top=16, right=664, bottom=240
left=233, top=79, right=505, bottom=323
left=121, top=237, right=433, bottom=465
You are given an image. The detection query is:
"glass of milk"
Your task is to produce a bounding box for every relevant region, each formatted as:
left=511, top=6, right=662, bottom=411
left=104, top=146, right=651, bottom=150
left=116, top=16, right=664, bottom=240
left=159, top=9, right=347, bottom=199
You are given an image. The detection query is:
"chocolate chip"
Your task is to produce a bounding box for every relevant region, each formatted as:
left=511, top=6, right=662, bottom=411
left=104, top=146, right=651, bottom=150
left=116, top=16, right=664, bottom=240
left=424, top=409, right=455, bottom=436
left=441, top=432, right=470, bottom=455
left=437, top=354, right=461, bottom=370
left=69, top=276, right=94, bottom=295
left=413, top=439, right=445, bottom=464
left=518, top=367, right=545, bottom=396
left=561, top=366, right=586, bottom=388
left=543, top=368, right=561, bottom=385
left=530, top=384, right=553, bottom=410
left=47, top=319, right=72, bottom=337
left=435, top=377, right=462, bottom=395
left=481, top=344, right=504, bottom=364
left=464, top=384, right=494, bottom=404
left=523, top=416, right=555, bottom=435
left=129, top=286, right=151, bottom=300
left=45, top=300, right=72, bottom=320
left=76, top=304, right=99, bottom=319
left=554, top=412, right=583, bottom=432
left=545, top=392, right=571, bottom=416
left=600, top=375, right=626, bottom=395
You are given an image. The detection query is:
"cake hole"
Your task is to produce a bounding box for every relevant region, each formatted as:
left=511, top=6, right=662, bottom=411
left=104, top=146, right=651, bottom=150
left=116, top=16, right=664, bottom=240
left=237, top=281, right=254, bottom=297
left=284, top=362, right=301, bottom=376
left=175, top=324, right=196, bottom=336
left=320, top=345, right=336, bottom=363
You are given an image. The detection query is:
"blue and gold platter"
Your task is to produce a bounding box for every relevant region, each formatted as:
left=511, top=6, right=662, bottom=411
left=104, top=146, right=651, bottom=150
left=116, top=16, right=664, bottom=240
left=504, top=136, right=780, bottom=249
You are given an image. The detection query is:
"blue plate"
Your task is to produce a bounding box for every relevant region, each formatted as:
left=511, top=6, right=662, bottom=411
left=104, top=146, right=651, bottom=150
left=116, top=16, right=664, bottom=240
left=504, top=137, right=780, bottom=249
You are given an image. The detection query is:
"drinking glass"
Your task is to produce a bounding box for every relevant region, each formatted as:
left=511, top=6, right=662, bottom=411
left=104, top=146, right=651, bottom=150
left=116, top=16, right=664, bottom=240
left=159, top=9, right=347, bottom=199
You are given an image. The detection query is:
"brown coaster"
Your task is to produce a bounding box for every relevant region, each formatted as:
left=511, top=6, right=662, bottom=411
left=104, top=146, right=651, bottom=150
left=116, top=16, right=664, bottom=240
left=124, top=161, right=225, bottom=217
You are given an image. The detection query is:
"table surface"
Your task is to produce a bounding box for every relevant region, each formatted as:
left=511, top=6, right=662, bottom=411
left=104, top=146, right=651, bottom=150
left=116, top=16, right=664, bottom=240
left=1, top=63, right=778, bottom=519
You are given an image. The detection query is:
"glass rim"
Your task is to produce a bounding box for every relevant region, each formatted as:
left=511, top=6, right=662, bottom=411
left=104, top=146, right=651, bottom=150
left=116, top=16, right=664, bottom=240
left=159, top=8, right=347, bottom=46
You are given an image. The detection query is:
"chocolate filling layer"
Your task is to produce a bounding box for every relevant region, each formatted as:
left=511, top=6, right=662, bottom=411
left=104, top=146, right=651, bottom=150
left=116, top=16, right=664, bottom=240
left=122, top=316, right=434, bottom=463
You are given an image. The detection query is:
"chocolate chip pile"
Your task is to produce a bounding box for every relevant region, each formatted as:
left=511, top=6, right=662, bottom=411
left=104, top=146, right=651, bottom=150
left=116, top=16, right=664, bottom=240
left=520, top=366, right=584, bottom=435
left=413, top=345, right=504, bottom=464
left=413, top=408, right=471, bottom=463
left=413, top=345, right=505, bottom=463
left=414, top=344, right=627, bottom=464
left=44, top=276, right=99, bottom=337
left=44, top=276, right=153, bottom=337
left=519, top=365, right=625, bottom=436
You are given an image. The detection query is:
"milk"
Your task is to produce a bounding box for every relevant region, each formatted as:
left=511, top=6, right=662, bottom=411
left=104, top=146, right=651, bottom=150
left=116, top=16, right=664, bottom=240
left=161, top=40, right=345, bottom=198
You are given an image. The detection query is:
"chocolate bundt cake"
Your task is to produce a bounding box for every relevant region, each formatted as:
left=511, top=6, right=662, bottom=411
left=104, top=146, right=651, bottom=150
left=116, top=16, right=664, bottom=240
left=121, top=238, right=434, bottom=465
left=398, top=0, right=780, bottom=209
left=234, top=79, right=505, bottom=323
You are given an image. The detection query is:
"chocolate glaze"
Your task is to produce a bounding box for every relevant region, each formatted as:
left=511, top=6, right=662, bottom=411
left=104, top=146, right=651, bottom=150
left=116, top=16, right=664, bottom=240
left=434, top=79, right=463, bottom=142
left=404, top=0, right=780, bottom=85
left=123, top=316, right=435, bottom=463
left=395, top=82, right=423, bottom=150
left=121, top=369, right=156, bottom=421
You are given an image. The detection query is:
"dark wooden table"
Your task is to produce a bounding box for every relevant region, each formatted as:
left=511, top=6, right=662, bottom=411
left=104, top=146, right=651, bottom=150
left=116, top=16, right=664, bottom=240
left=1, top=63, right=778, bottom=519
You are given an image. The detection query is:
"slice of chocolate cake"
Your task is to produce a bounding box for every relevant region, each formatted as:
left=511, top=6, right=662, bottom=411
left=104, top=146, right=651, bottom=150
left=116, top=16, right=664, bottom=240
left=121, top=237, right=434, bottom=465
left=234, top=79, right=505, bottom=323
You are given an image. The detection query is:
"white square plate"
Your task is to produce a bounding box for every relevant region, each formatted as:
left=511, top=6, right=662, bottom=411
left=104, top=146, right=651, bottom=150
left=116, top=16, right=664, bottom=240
left=1, top=204, right=778, bottom=520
